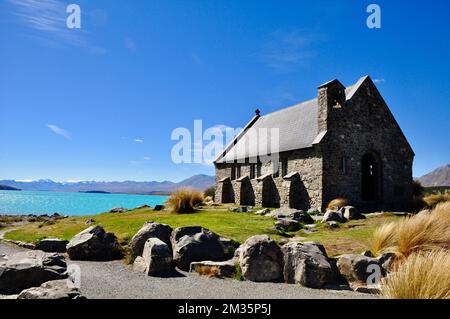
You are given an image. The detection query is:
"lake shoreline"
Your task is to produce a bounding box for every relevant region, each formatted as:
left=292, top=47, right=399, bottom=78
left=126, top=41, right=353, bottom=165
left=0, top=190, right=168, bottom=216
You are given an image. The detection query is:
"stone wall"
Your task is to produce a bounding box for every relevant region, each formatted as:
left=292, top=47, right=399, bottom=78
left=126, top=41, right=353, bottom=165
left=215, top=147, right=323, bottom=211
left=320, top=77, right=414, bottom=211
left=215, top=76, right=414, bottom=212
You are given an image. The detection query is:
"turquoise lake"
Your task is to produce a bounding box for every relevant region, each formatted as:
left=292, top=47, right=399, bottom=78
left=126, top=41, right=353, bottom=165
left=0, top=190, right=168, bottom=216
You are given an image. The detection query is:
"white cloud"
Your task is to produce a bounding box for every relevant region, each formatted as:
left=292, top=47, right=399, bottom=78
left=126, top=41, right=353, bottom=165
left=143, top=156, right=151, bottom=161
left=47, top=124, right=71, bottom=139
left=7, top=0, right=105, bottom=53
left=134, top=138, right=144, bottom=143
left=373, top=78, right=385, bottom=83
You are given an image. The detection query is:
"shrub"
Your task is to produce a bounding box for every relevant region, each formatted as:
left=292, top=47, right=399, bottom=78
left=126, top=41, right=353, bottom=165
left=204, top=186, right=215, bottom=200
left=165, top=188, right=204, bottom=214
left=380, top=249, right=450, bottom=299
left=412, top=180, right=425, bottom=197
left=371, top=201, right=450, bottom=259
left=326, top=198, right=349, bottom=210
left=410, top=196, right=427, bottom=213
left=423, top=190, right=450, bottom=208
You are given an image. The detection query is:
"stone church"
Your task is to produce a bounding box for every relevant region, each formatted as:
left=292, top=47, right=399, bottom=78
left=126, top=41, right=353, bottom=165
left=213, top=76, right=414, bottom=212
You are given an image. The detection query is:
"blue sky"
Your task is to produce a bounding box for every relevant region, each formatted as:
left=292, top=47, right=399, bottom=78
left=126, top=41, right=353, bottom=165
left=0, top=0, right=449, bottom=182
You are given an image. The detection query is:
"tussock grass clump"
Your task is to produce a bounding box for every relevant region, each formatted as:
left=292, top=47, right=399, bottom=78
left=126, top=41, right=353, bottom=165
left=424, top=190, right=450, bottom=209
left=327, top=198, right=349, bottom=211
left=380, top=249, right=450, bottom=299
left=165, top=188, right=204, bottom=214
left=196, top=266, right=221, bottom=278
left=371, top=202, right=450, bottom=259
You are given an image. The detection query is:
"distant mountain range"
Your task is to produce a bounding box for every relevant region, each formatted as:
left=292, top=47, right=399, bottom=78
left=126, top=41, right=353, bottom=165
left=418, top=164, right=450, bottom=187
left=0, top=174, right=215, bottom=195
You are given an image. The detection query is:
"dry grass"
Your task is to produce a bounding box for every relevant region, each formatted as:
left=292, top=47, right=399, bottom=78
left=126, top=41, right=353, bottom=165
left=380, top=249, right=450, bottom=299
left=371, top=202, right=450, bottom=259
left=195, top=266, right=221, bottom=278
left=424, top=190, right=450, bottom=208
left=371, top=222, right=398, bottom=256
left=326, top=198, right=349, bottom=210
left=0, top=215, right=24, bottom=224
left=165, top=188, right=204, bottom=214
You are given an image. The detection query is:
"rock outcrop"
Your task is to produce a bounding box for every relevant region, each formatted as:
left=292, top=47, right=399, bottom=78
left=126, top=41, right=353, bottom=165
left=237, top=235, right=283, bottom=282
left=282, top=242, right=342, bottom=288
left=0, top=251, right=67, bottom=294
left=134, top=238, right=173, bottom=276
left=337, top=254, right=382, bottom=282
left=66, top=226, right=122, bottom=261
left=322, top=210, right=347, bottom=223
left=171, top=227, right=225, bottom=271
left=35, top=239, right=69, bottom=253
left=130, top=222, right=173, bottom=256
left=17, top=279, right=84, bottom=299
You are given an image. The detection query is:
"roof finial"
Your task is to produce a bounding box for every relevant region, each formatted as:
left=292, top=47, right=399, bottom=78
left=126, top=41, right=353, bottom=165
left=255, top=108, right=260, bottom=116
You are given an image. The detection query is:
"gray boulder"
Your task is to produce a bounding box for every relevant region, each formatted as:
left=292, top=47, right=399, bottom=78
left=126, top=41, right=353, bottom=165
left=229, top=206, right=248, bottom=213
left=337, top=254, right=382, bottom=282
left=339, top=206, right=364, bottom=220
left=322, top=210, right=347, bottom=223
left=275, top=218, right=302, bottom=232
left=291, top=212, right=315, bottom=224
left=171, top=227, right=225, bottom=270
left=137, top=238, right=173, bottom=276
left=282, top=242, right=341, bottom=288
left=17, top=279, right=84, bottom=299
left=66, top=226, right=122, bottom=261
left=254, top=208, right=271, bottom=216
left=237, top=235, right=283, bottom=282
left=132, top=256, right=147, bottom=273
left=378, top=252, right=396, bottom=274
left=35, top=238, right=69, bottom=253
left=130, top=222, right=173, bottom=256
left=0, top=251, right=67, bottom=294
left=190, top=260, right=236, bottom=278
left=270, top=208, right=314, bottom=224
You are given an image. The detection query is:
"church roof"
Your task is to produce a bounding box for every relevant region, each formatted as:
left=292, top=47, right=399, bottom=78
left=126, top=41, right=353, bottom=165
left=214, top=76, right=368, bottom=163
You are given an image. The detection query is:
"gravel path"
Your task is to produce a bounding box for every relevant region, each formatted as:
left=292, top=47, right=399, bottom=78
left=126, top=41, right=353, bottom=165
left=0, top=242, right=374, bottom=299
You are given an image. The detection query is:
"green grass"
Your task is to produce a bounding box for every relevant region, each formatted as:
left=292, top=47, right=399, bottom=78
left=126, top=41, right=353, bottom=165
left=4, top=208, right=278, bottom=244
left=301, top=213, right=401, bottom=256
left=423, top=186, right=450, bottom=196
left=3, top=207, right=401, bottom=256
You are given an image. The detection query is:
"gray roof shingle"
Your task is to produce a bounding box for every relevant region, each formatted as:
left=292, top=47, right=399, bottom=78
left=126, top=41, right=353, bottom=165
left=215, top=77, right=367, bottom=163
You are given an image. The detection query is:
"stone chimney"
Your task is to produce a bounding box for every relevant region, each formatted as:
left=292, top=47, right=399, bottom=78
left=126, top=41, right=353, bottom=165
left=317, top=79, right=346, bottom=132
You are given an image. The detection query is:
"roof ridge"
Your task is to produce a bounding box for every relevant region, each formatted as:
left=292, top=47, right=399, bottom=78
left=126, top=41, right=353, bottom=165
left=261, top=97, right=317, bottom=118
left=261, top=79, right=364, bottom=118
